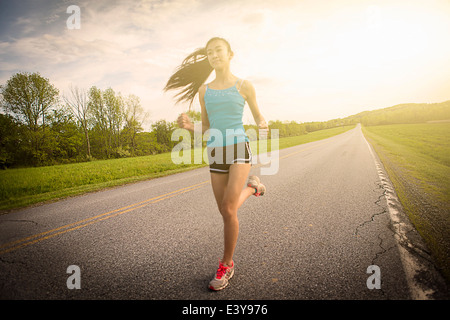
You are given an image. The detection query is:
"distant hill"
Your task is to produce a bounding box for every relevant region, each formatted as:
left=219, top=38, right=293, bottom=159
left=342, top=100, right=450, bottom=126
left=263, top=100, right=450, bottom=137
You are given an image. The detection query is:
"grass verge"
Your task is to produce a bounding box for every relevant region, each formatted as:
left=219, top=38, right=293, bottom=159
left=362, top=123, right=450, bottom=282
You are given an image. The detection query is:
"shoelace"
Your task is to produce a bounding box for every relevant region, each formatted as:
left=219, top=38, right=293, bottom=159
left=248, top=181, right=262, bottom=197
left=216, top=263, right=229, bottom=279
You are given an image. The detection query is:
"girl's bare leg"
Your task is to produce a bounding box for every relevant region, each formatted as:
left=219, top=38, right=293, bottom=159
left=217, top=163, right=253, bottom=266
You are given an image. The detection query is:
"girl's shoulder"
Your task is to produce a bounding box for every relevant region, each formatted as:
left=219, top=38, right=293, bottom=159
left=241, top=78, right=254, bottom=86
left=238, top=79, right=256, bottom=100
left=238, top=78, right=256, bottom=90
left=198, top=83, right=207, bottom=95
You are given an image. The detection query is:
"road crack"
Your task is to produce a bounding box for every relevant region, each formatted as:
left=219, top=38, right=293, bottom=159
left=355, top=188, right=385, bottom=231
left=354, top=182, right=392, bottom=256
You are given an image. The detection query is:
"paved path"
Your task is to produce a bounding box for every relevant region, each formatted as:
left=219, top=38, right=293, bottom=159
left=0, top=124, right=445, bottom=301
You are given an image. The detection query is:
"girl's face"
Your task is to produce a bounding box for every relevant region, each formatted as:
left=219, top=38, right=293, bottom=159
left=206, top=39, right=233, bottom=69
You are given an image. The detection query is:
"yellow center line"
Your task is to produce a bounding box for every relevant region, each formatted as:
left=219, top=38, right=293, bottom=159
left=0, top=181, right=209, bottom=255
left=0, top=139, right=332, bottom=255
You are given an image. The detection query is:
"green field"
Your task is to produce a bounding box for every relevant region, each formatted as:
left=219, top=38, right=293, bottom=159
left=0, top=125, right=354, bottom=212
left=362, top=123, right=450, bottom=281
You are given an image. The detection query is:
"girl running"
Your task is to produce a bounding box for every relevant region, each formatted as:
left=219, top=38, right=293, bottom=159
left=164, top=37, right=268, bottom=291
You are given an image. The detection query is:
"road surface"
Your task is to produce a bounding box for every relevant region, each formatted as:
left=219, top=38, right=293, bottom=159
left=0, top=124, right=447, bottom=302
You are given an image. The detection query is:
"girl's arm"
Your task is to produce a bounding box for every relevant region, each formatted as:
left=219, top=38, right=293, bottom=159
left=177, top=84, right=210, bottom=133
left=198, top=84, right=210, bottom=133
left=241, top=80, right=268, bottom=129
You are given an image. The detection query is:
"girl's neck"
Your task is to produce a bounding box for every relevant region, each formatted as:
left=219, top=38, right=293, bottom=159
left=214, top=67, right=235, bottom=85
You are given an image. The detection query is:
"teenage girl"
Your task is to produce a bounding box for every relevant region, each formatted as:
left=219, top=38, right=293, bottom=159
left=164, top=37, right=268, bottom=290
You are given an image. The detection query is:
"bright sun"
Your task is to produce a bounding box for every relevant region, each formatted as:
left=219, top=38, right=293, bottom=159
left=237, top=1, right=450, bottom=101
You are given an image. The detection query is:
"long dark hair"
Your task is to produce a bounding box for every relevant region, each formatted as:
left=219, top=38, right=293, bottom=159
left=164, top=37, right=232, bottom=107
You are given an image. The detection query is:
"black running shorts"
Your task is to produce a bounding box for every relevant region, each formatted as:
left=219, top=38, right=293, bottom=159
left=207, top=142, right=252, bottom=174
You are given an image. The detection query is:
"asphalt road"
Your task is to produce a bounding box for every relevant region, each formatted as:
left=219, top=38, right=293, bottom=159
left=0, top=124, right=447, bottom=301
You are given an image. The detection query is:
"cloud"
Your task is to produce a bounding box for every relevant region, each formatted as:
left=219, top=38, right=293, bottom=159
left=1, top=0, right=450, bottom=125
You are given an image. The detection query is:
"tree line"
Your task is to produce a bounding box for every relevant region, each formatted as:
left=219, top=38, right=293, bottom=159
left=0, top=72, right=347, bottom=168
left=2, top=72, right=448, bottom=169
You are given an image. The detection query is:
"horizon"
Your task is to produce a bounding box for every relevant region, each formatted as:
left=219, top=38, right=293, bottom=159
left=1, top=0, right=450, bottom=128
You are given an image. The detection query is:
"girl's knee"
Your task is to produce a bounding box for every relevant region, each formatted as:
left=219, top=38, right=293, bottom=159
left=220, top=200, right=237, bottom=219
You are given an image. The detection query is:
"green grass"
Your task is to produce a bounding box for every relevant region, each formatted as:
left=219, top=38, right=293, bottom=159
left=0, top=154, right=205, bottom=212
left=0, top=125, right=355, bottom=212
left=362, top=123, right=450, bottom=281
left=362, top=123, right=450, bottom=204
left=274, top=126, right=356, bottom=150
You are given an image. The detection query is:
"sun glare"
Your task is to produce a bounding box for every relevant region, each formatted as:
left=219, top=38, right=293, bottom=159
left=237, top=2, right=449, bottom=100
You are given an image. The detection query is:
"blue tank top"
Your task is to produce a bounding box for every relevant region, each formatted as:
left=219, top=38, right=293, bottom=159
left=204, top=80, right=249, bottom=147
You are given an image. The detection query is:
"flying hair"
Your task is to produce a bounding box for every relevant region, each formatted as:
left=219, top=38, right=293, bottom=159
left=164, top=37, right=232, bottom=107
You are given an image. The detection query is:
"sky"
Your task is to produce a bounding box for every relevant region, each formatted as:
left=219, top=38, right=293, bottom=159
left=1, top=0, right=449, bottom=128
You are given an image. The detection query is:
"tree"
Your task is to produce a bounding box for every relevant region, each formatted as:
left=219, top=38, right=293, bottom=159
left=88, top=86, right=126, bottom=158
left=151, top=119, right=176, bottom=153
left=0, top=114, right=21, bottom=168
left=123, top=94, right=148, bottom=156
left=1, top=72, right=59, bottom=130
left=103, top=88, right=124, bottom=152
left=0, top=72, right=59, bottom=164
left=63, top=85, right=92, bottom=159
left=46, top=109, right=84, bottom=163
left=88, top=86, right=110, bottom=158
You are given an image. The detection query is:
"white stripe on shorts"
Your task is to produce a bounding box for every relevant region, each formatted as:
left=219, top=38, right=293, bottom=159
left=210, top=168, right=230, bottom=173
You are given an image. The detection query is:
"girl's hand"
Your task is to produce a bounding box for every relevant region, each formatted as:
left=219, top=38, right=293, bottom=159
left=177, top=113, right=193, bottom=130
left=258, top=120, right=269, bottom=139
left=257, top=120, right=268, bottom=130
